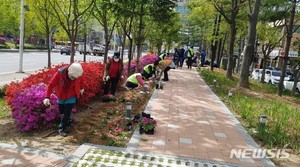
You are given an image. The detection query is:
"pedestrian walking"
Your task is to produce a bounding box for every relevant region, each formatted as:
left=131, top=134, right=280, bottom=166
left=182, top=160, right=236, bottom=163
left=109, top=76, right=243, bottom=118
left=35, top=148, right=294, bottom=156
left=103, top=52, right=123, bottom=96
left=43, top=63, right=84, bottom=137
left=178, top=47, right=185, bottom=68
left=200, top=49, right=207, bottom=67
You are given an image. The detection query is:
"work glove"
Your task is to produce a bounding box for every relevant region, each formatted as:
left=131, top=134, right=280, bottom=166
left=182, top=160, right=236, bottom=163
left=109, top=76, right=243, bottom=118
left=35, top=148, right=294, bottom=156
left=80, top=89, right=84, bottom=96
left=43, top=98, right=51, bottom=106
left=105, top=75, right=110, bottom=81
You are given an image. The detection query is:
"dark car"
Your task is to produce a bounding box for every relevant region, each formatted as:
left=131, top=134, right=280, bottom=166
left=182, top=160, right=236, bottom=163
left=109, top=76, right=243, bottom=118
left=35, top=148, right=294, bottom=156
left=60, top=46, right=71, bottom=55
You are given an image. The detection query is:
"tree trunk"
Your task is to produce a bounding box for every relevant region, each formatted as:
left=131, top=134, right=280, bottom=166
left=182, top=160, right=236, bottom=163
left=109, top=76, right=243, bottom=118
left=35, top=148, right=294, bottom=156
left=238, top=0, right=260, bottom=88
left=210, top=15, right=221, bottom=71
left=46, top=27, right=51, bottom=68
left=135, top=3, right=144, bottom=72
left=127, top=38, right=133, bottom=77
left=278, top=0, right=296, bottom=96
left=226, top=23, right=236, bottom=79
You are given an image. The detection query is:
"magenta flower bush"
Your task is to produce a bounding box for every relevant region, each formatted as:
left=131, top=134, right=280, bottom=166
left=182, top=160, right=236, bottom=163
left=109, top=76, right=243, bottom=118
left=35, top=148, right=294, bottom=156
left=0, top=37, right=6, bottom=44
left=13, top=38, right=19, bottom=44
left=139, top=54, right=158, bottom=66
left=124, top=54, right=158, bottom=75
left=11, top=83, right=59, bottom=132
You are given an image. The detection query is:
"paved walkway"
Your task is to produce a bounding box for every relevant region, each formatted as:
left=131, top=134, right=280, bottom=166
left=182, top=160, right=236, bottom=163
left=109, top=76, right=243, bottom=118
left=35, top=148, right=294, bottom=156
left=0, top=67, right=275, bottom=167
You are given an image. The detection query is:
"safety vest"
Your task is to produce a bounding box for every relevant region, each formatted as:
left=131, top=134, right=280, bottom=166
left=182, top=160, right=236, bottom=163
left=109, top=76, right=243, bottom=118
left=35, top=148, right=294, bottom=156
left=127, top=73, right=141, bottom=84
left=159, top=53, right=166, bottom=60
left=143, top=64, right=154, bottom=74
left=188, top=48, right=194, bottom=58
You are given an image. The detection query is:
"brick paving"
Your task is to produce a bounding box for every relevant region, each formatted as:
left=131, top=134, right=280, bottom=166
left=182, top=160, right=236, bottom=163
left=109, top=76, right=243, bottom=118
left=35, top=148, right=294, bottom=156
left=0, top=67, right=276, bottom=167
left=134, top=67, right=275, bottom=167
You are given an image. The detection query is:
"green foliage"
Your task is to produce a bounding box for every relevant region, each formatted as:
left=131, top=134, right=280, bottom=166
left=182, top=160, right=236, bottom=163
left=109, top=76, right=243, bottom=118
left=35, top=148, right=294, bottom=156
left=0, top=43, right=10, bottom=49
left=0, top=98, right=10, bottom=118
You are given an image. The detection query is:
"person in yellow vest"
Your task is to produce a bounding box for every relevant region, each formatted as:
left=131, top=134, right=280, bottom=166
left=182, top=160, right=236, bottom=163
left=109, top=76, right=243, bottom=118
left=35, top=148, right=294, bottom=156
left=141, top=60, right=159, bottom=80
left=158, top=52, right=169, bottom=61
left=157, top=59, right=175, bottom=81
left=187, top=46, right=195, bottom=69
left=125, top=73, right=148, bottom=92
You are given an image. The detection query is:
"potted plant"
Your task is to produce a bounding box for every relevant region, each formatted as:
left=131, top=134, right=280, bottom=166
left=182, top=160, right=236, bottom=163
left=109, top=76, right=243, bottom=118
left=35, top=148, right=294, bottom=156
left=139, top=117, right=157, bottom=134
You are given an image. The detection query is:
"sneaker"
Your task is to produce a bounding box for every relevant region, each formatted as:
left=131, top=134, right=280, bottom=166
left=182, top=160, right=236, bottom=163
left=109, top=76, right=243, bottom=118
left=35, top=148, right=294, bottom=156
left=58, top=129, right=67, bottom=137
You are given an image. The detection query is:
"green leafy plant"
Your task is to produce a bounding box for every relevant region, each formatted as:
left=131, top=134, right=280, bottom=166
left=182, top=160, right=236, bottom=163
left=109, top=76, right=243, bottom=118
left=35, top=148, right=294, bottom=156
left=95, top=156, right=102, bottom=162
left=125, top=153, right=131, bottom=158
left=121, top=159, right=127, bottom=165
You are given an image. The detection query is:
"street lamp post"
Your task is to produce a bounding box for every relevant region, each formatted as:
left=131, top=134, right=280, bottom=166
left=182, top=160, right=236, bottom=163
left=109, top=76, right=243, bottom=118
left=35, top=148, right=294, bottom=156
left=19, top=0, right=25, bottom=73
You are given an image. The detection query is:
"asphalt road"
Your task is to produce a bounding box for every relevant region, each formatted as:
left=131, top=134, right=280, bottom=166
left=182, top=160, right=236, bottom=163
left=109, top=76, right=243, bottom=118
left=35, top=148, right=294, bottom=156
left=0, top=51, right=109, bottom=74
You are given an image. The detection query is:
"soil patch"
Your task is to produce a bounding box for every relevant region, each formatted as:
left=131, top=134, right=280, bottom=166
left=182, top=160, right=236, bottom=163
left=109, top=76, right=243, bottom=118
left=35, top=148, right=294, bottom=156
left=0, top=87, right=151, bottom=155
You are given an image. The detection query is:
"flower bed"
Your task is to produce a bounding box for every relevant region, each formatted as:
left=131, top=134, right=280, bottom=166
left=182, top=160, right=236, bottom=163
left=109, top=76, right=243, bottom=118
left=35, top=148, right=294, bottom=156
left=5, top=62, right=105, bottom=132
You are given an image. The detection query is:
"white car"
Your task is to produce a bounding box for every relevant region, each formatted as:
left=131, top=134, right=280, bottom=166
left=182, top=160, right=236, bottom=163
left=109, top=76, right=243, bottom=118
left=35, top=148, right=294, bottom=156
left=283, top=79, right=300, bottom=92
left=251, top=69, right=263, bottom=80
left=263, top=69, right=290, bottom=84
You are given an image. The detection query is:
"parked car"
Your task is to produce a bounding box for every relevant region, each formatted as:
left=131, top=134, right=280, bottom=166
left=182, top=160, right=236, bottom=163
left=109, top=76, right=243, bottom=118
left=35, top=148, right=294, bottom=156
left=262, top=69, right=290, bottom=84
left=251, top=69, right=263, bottom=80
left=60, top=46, right=71, bottom=55
left=92, top=45, right=105, bottom=56
left=283, top=78, right=300, bottom=92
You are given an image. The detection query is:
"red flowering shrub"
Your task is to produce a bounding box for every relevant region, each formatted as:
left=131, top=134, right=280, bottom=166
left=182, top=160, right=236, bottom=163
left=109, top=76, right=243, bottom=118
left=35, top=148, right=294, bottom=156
left=5, top=64, right=66, bottom=106
left=5, top=62, right=105, bottom=109
left=79, top=62, right=105, bottom=104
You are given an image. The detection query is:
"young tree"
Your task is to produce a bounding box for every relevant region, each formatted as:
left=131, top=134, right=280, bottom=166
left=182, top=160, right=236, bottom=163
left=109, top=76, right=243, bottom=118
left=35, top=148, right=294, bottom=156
left=278, top=0, right=298, bottom=96
left=28, top=0, right=58, bottom=68
left=48, top=0, right=94, bottom=63
left=238, top=0, right=261, bottom=88
left=211, top=0, right=246, bottom=79
left=93, top=0, right=118, bottom=63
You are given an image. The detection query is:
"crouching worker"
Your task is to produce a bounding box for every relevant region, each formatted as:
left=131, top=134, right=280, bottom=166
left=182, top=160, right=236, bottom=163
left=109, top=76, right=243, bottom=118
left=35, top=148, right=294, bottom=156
left=141, top=60, right=159, bottom=80
left=43, top=63, right=84, bottom=137
left=125, top=73, right=148, bottom=92
left=157, top=59, right=174, bottom=81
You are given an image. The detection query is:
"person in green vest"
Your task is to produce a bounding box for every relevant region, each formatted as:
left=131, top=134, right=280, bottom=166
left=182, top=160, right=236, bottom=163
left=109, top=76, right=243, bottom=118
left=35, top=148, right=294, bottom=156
left=141, top=60, right=159, bottom=80
left=125, top=73, right=148, bottom=92
left=187, top=46, right=195, bottom=69
left=158, top=52, right=169, bottom=61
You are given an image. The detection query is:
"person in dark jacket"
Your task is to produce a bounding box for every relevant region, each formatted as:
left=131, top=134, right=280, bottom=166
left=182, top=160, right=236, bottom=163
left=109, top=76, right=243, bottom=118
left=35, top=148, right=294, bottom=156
left=43, top=63, right=84, bottom=137
left=103, top=52, right=124, bottom=96
left=178, top=47, right=185, bottom=68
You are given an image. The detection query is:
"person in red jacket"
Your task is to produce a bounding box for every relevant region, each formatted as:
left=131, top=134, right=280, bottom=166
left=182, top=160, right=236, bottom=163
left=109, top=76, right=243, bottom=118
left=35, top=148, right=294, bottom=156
left=43, top=63, right=84, bottom=137
left=103, top=52, right=123, bottom=96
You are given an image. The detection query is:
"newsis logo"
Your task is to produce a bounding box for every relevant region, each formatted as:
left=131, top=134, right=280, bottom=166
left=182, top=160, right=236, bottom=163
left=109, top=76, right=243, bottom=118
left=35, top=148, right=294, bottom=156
left=230, top=148, right=290, bottom=159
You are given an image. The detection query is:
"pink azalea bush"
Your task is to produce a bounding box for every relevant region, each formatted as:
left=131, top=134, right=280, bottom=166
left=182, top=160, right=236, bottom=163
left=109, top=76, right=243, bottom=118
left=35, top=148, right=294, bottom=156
left=123, top=54, right=158, bottom=75
left=0, top=37, right=6, bottom=44
left=11, top=83, right=59, bottom=132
